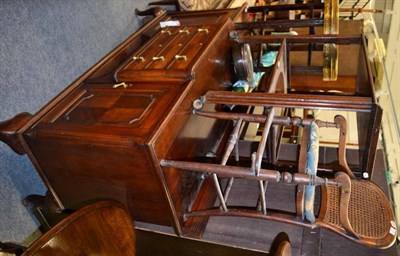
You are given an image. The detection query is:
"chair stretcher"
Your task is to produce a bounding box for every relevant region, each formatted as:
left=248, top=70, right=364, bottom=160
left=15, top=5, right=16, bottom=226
left=161, top=102, right=397, bottom=249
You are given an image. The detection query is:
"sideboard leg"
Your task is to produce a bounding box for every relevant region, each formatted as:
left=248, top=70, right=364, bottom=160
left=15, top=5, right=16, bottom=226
left=0, top=112, right=32, bottom=155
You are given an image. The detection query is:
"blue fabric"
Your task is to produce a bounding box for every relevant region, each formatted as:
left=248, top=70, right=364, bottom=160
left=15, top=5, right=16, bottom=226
left=233, top=80, right=250, bottom=92
left=243, top=51, right=278, bottom=91
left=235, top=31, right=297, bottom=91
left=260, top=51, right=278, bottom=67
left=304, top=122, right=319, bottom=223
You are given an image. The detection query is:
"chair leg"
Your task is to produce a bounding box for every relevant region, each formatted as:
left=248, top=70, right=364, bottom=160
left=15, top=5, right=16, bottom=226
left=135, top=7, right=164, bottom=17
left=149, top=0, right=180, bottom=11
left=23, top=192, right=69, bottom=232
left=0, top=242, right=26, bottom=255
left=23, top=194, right=52, bottom=231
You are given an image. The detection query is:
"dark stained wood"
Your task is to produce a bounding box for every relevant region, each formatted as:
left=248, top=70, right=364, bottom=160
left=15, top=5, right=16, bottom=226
left=22, top=201, right=136, bottom=256
left=290, top=74, right=357, bottom=93
left=299, top=228, right=321, bottom=255
left=0, top=7, right=393, bottom=255
left=356, top=36, right=376, bottom=97
left=135, top=228, right=268, bottom=256
left=235, top=19, right=324, bottom=30
left=192, top=156, right=397, bottom=255
left=134, top=7, right=164, bottom=17
left=357, top=104, right=383, bottom=177
left=204, top=91, right=373, bottom=111
left=0, top=112, right=32, bottom=155
left=247, top=3, right=325, bottom=13
left=0, top=10, right=237, bottom=235
left=87, top=12, right=169, bottom=83
left=183, top=178, right=218, bottom=238
left=235, top=34, right=362, bottom=45
left=148, top=0, right=180, bottom=11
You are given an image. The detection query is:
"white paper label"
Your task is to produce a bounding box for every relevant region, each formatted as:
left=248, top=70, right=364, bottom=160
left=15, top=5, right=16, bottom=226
left=160, top=20, right=181, bottom=28
left=389, top=227, right=396, bottom=235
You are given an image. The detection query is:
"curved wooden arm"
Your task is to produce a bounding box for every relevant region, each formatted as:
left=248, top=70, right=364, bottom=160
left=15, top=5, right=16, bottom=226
left=0, top=112, right=32, bottom=155
left=334, top=115, right=356, bottom=179
left=335, top=172, right=358, bottom=238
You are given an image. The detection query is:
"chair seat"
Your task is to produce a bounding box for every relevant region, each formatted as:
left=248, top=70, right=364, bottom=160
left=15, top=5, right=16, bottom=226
left=320, top=180, right=397, bottom=248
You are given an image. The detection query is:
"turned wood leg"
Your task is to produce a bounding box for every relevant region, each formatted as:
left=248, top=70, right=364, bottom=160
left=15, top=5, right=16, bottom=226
left=135, top=7, right=164, bottom=17
left=0, top=112, right=32, bottom=155
left=23, top=192, right=68, bottom=232
left=270, top=232, right=292, bottom=256
left=148, top=0, right=180, bottom=11
left=23, top=194, right=52, bottom=231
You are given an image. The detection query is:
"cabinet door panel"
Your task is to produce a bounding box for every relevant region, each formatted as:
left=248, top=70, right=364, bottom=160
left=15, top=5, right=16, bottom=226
left=57, top=91, right=156, bottom=127
left=36, top=83, right=182, bottom=144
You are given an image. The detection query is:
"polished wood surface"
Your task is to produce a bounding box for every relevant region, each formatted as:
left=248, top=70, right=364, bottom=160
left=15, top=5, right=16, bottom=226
left=0, top=112, right=32, bottom=155
left=115, top=11, right=232, bottom=83
left=0, top=5, right=395, bottom=255
left=0, top=7, right=243, bottom=234
left=22, top=201, right=136, bottom=256
left=22, top=200, right=273, bottom=256
left=135, top=228, right=268, bottom=256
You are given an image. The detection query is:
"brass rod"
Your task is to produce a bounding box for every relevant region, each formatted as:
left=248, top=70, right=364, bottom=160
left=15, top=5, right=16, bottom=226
left=221, top=119, right=243, bottom=205
left=258, top=180, right=268, bottom=215
left=254, top=107, right=275, bottom=175
left=212, top=173, right=227, bottom=211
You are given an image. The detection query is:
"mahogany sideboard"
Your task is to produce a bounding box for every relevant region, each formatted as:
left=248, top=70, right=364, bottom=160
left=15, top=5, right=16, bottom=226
left=0, top=7, right=244, bottom=235
left=0, top=4, right=397, bottom=255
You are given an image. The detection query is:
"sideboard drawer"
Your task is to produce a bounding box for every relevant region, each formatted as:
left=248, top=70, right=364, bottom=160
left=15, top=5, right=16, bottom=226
left=114, top=24, right=217, bottom=83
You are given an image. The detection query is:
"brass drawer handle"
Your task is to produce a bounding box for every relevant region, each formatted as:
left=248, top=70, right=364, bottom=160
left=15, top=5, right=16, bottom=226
left=132, top=56, right=145, bottom=61
left=161, top=29, right=172, bottom=35
left=174, top=55, right=187, bottom=61
left=113, top=82, right=128, bottom=89
left=152, top=56, right=165, bottom=61
left=179, top=29, right=190, bottom=35
left=197, top=28, right=209, bottom=34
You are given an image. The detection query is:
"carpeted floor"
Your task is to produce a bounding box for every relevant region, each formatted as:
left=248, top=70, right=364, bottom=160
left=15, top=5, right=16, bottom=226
left=0, top=0, right=151, bottom=243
